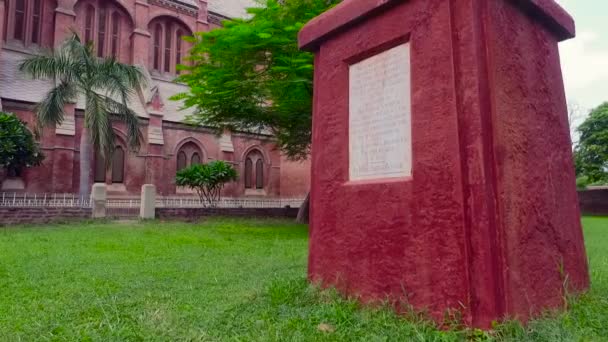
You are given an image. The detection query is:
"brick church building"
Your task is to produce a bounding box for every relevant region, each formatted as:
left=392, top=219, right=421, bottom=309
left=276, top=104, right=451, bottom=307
left=0, top=0, right=310, bottom=197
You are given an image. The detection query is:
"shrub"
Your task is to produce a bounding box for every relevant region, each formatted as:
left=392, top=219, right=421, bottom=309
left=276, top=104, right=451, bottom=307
left=175, top=160, right=238, bottom=207
left=0, top=112, right=44, bottom=177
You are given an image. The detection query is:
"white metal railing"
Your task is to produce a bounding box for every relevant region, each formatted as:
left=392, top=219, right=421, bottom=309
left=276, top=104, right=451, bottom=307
left=156, top=197, right=305, bottom=209
left=0, top=192, right=91, bottom=208
left=0, top=192, right=303, bottom=209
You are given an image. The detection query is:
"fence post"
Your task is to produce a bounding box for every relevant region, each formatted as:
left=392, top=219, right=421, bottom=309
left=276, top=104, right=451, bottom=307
left=91, top=184, right=107, bottom=218
left=140, top=184, right=156, bottom=220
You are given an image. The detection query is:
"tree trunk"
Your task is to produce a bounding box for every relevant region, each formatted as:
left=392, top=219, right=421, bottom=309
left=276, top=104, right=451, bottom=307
left=296, top=192, right=310, bottom=224
left=79, top=127, right=93, bottom=198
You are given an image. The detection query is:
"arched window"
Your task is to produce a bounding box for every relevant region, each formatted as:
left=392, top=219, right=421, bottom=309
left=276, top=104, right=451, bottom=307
left=177, top=151, right=187, bottom=171
left=85, top=5, right=95, bottom=43
left=256, top=159, right=264, bottom=189
left=111, top=146, right=125, bottom=183
left=245, top=158, right=253, bottom=189
left=30, top=0, right=41, bottom=44
left=149, top=17, right=191, bottom=74
left=176, top=30, right=183, bottom=74
left=111, top=12, right=120, bottom=58
left=97, top=6, right=107, bottom=57
left=153, top=24, right=162, bottom=71
left=244, top=149, right=265, bottom=191
left=74, top=1, right=131, bottom=59
left=191, top=153, right=200, bottom=165
left=94, top=150, right=106, bottom=183
left=13, top=0, right=26, bottom=42
left=176, top=142, right=204, bottom=172
left=7, top=0, right=44, bottom=46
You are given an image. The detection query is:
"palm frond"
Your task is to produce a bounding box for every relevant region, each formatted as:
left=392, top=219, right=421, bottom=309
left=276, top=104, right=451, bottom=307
left=91, top=58, right=146, bottom=102
left=105, top=97, right=143, bottom=151
left=19, top=53, right=76, bottom=81
left=85, top=92, right=115, bottom=161
left=34, top=80, right=78, bottom=131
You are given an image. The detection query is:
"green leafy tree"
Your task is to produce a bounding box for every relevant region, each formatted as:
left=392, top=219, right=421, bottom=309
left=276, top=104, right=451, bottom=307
left=176, top=161, right=238, bottom=207
left=175, top=0, right=338, bottom=160
left=575, top=103, right=608, bottom=185
left=0, top=112, right=44, bottom=177
left=19, top=33, right=146, bottom=197
left=175, top=0, right=337, bottom=221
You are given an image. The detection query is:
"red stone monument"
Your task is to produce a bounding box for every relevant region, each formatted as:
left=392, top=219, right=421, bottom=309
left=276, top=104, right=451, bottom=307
left=299, top=0, right=589, bottom=327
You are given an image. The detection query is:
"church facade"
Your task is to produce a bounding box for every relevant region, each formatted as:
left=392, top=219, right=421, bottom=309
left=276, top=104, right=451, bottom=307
left=0, top=0, right=310, bottom=197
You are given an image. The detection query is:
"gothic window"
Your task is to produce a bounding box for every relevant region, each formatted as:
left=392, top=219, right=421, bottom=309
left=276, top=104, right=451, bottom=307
left=111, top=12, right=120, bottom=58
left=176, top=142, right=203, bottom=171
left=97, top=6, right=107, bottom=57
left=5, top=0, right=44, bottom=46
left=6, top=0, right=45, bottom=46
left=94, top=150, right=106, bottom=183
left=177, top=151, right=187, bottom=171
left=14, top=0, right=25, bottom=41
left=111, top=146, right=125, bottom=183
left=245, top=158, right=253, bottom=189
left=85, top=5, right=95, bottom=43
left=149, top=18, right=191, bottom=74
left=191, top=153, right=201, bottom=165
left=244, top=150, right=265, bottom=190
left=75, top=1, right=128, bottom=59
left=256, top=159, right=264, bottom=189
left=176, top=30, right=183, bottom=74
left=164, top=25, right=172, bottom=72
left=154, top=24, right=162, bottom=70
left=30, top=0, right=41, bottom=44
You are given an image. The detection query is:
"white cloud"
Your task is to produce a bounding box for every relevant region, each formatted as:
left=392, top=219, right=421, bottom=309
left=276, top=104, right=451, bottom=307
left=560, top=31, right=608, bottom=91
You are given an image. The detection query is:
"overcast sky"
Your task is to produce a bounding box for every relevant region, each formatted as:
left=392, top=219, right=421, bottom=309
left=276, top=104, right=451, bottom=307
left=556, top=0, right=607, bottom=115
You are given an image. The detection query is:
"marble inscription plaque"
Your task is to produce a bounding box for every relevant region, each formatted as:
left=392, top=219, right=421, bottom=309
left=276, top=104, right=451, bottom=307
left=349, top=43, right=412, bottom=181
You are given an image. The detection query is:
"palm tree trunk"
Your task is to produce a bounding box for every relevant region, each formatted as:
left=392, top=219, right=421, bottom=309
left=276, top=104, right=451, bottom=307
left=296, top=192, right=310, bottom=224
left=79, top=127, right=93, bottom=198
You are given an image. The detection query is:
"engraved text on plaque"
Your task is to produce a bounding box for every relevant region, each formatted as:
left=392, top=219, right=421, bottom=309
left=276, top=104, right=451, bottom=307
left=349, top=43, right=412, bottom=181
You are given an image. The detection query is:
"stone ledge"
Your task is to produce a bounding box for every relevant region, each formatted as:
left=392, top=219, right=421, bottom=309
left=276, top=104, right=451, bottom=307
left=298, top=0, right=574, bottom=51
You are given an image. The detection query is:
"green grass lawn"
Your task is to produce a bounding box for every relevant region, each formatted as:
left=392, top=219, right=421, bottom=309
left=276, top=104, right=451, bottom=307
left=0, top=217, right=606, bottom=341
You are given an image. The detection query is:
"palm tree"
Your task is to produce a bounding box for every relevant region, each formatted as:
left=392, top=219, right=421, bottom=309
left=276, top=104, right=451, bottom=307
left=19, top=33, right=145, bottom=197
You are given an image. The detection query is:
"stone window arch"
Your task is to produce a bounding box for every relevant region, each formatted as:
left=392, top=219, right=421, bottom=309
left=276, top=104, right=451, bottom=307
left=175, top=141, right=204, bottom=171
left=244, top=149, right=265, bottom=190
left=5, top=0, right=44, bottom=46
left=93, top=136, right=127, bottom=184
left=75, top=0, right=131, bottom=60
left=148, top=16, right=191, bottom=74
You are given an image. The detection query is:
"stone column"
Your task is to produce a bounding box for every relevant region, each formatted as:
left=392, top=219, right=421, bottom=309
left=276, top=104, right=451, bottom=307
left=91, top=183, right=107, bottom=218
left=132, top=0, right=151, bottom=66
left=54, top=0, right=76, bottom=48
left=0, top=0, right=5, bottom=53
left=197, top=0, right=210, bottom=32
left=140, top=184, right=156, bottom=219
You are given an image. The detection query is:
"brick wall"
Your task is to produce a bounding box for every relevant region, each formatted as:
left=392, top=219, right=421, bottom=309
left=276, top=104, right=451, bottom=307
left=578, top=189, right=608, bottom=216
left=0, top=207, right=92, bottom=226
left=156, top=207, right=299, bottom=220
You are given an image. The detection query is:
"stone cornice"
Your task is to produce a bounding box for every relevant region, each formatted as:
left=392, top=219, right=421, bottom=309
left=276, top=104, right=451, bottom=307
left=149, top=0, right=198, bottom=17
left=208, top=11, right=231, bottom=26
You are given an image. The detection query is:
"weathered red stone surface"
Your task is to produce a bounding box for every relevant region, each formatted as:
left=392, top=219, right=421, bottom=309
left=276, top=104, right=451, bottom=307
left=300, top=0, right=589, bottom=327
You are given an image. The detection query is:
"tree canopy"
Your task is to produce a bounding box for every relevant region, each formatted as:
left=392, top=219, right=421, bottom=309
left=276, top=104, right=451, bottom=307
left=0, top=112, right=44, bottom=177
left=575, top=102, right=608, bottom=185
left=175, top=0, right=339, bottom=160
